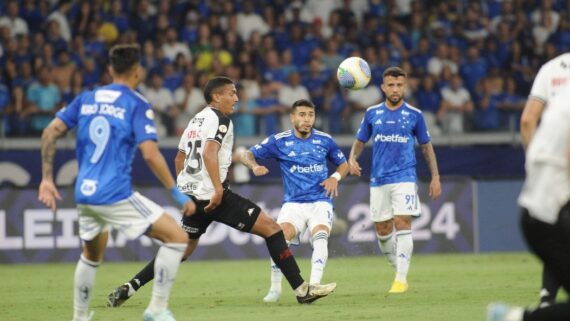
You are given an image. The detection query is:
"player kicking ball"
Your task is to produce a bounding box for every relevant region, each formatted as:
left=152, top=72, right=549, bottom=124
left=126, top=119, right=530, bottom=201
left=107, top=78, right=337, bottom=308
left=241, top=99, right=349, bottom=302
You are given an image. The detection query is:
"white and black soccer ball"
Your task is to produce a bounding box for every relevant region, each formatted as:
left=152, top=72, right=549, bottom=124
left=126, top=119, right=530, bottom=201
left=337, top=57, right=371, bottom=90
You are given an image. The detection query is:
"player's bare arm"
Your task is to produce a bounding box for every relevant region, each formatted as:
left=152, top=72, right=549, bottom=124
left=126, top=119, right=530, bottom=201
left=203, top=140, right=223, bottom=212
left=140, top=141, right=195, bottom=216
left=321, top=162, right=349, bottom=198
left=174, top=150, right=186, bottom=176
left=420, top=142, right=441, bottom=200
left=520, top=98, right=546, bottom=149
left=241, top=150, right=269, bottom=176
left=349, top=140, right=365, bottom=176
left=38, top=118, right=68, bottom=211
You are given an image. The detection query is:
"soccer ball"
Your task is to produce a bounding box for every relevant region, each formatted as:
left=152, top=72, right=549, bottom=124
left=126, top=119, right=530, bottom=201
left=337, top=57, right=371, bottom=90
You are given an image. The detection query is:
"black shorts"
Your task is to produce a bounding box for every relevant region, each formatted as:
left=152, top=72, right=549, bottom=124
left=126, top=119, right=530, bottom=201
left=181, top=189, right=262, bottom=239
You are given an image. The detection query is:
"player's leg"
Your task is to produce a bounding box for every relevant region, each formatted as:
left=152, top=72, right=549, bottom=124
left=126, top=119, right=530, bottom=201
left=539, top=266, right=560, bottom=308
left=388, top=182, right=421, bottom=294
left=370, top=186, right=397, bottom=268
left=307, top=202, right=334, bottom=286
left=108, top=199, right=210, bottom=308
left=73, top=205, right=108, bottom=321
left=264, top=222, right=296, bottom=303
left=142, top=212, right=188, bottom=319
left=488, top=207, right=570, bottom=321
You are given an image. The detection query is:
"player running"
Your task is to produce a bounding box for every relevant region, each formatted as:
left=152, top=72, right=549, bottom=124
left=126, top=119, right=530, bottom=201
left=107, top=77, right=337, bottom=308
left=37, top=44, right=195, bottom=321
left=349, top=66, right=441, bottom=294
left=241, top=99, right=348, bottom=302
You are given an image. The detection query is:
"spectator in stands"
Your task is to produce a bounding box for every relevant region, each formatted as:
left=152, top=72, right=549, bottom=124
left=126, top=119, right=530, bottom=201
left=255, top=81, right=288, bottom=135
left=232, top=85, right=259, bottom=137
left=415, top=75, right=442, bottom=135
left=23, top=65, right=61, bottom=134
left=62, top=69, right=84, bottom=105
left=52, top=50, right=76, bottom=93
left=438, top=74, right=473, bottom=134
left=460, top=46, right=488, bottom=94
left=346, top=77, right=382, bottom=132
left=472, top=76, right=502, bottom=131
left=142, top=73, right=175, bottom=137
left=497, top=77, right=525, bottom=131
left=174, top=72, right=206, bottom=135
left=162, top=27, right=191, bottom=62
left=427, top=42, right=458, bottom=77
left=236, top=0, right=269, bottom=41
left=302, top=57, right=329, bottom=109
left=462, top=4, right=489, bottom=42
left=0, top=0, right=29, bottom=38
left=278, top=71, right=310, bottom=108
left=130, top=0, right=154, bottom=43
left=410, top=38, right=433, bottom=76
left=322, top=77, right=347, bottom=134
left=161, top=62, right=182, bottom=92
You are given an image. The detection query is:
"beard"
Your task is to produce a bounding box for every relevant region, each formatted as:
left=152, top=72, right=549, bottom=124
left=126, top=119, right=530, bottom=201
left=388, top=95, right=403, bottom=105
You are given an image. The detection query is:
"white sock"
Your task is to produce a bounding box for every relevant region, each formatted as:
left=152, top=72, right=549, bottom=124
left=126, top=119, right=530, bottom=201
left=147, top=243, right=186, bottom=312
left=309, top=231, right=329, bottom=285
left=377, top=232, right=397, bottom=268
left=268, top=258, right=283, bottom=293
left=73, top=255, right=100, bottom=321
left=395, top=230, right=413, bottom=283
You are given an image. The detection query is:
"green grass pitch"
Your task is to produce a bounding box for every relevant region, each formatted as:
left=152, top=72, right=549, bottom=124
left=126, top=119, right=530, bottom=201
left=0, top=253, right=554, bottom=321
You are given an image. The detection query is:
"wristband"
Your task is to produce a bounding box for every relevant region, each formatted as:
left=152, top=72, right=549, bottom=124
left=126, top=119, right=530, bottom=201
left=331, top=172, right=342, bottom=181
left=170, top=186, right=191, bottom=206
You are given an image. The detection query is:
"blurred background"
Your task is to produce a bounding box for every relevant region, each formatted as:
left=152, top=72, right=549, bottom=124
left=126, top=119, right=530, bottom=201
left=0, top=0, right=563, bottom=263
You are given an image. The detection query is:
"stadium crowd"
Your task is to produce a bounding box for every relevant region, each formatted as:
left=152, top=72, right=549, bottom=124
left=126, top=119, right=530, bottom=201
left=0, top=0, right=568, bottom=138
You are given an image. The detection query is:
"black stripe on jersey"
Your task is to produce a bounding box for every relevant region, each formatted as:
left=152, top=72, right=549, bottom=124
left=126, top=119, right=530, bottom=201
left=209, top=107, right=231, bottom=144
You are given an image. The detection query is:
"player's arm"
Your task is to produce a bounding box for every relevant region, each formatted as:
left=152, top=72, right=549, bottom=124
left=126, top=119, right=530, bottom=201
left=520, top=98, right=545, bottom=149
left=348, top=140, right=365, bottom=176
left=174, top=150, right=186, bottom=176
left=420, top=142, right=441, bottom=200
left=38, top=118, right=69, bottom=211
left=139, top=141, right=195, bottom=215
left=202, top=140, right=223, bottom=212
left=321, top=162, right=349, bottom=198
left=241, top=150, right=269, bottom=176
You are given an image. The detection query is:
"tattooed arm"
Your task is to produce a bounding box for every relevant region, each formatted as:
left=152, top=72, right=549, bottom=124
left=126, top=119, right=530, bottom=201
left=241, top=150, right=269, bottom=176
left=420, top=142, right=441, bottom=200
left=38, top=118, right=69, bottom=211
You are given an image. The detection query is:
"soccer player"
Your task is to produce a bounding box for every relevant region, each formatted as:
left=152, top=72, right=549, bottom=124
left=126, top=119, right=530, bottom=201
left=37, top=44, right=195, bottom=321
left=519, top=52, right=570, bottom=308
left=240, top=99, right=349, bottom=303
left=487, top=89, right=570, bottom=321
left=107, top=77, right=337, bottom=307
left=348, top=66, right=441, bottom=294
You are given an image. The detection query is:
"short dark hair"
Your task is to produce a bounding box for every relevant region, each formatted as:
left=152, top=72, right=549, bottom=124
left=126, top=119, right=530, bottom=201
left=383, top=66, right=407, bottom=79
left=290, top=99, right=315, bottom=113
left=109, top=44, right=140, bottom=75
left=203, top=76, right=235, bottom=103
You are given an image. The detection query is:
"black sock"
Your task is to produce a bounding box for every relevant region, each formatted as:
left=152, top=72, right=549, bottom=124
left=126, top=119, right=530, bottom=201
left=129, top=258, right=156, bottom=291
left=266, top=230, right=304, bottom=290
left=541, top=266, right=560, bottom=304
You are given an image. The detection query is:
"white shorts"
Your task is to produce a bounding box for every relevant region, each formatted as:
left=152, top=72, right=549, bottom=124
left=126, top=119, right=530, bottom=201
left=370, top=182, right=421, bottom=222
left=278, top=201, right=334, bottom=245
left=77, top=192, right=164, bottom=241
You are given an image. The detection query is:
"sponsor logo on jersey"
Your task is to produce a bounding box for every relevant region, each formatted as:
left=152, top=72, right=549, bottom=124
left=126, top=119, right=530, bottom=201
left=312, top=139, right=321, bottom=145
left=95, top=89, right=121, bottom=103
left=285, top=141, right=294, bottom=146
left=289, top=164, right=325, bottom=173
left=375, top=119, right=382, bottom=125
left=287, top=151, right=297, bottom=157
left=145, top=124, right=157, bottom=134
left=386, top=120, right=396, bottom=124
left=218, top=124, right=227, bottom=133
left=374, top=134, right=409, bottom=143
left=80, top=179, right=97, bottom=196
left=401, top=110, right=410, bottom=116
left=191, top=117, right=205, bottom=126
left=552, top=77, right=568, bottom=87
left=180, top=183, right=198, bottom=192
left=376, top=110, right=384, bottom=114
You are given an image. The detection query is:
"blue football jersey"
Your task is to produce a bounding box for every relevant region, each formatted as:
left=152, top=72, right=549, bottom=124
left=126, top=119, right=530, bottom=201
left=250, top=129, right=347, bottom=204
left=56, top=83, right=158, bottom=204
left=356, top=101, right=431, bottom=186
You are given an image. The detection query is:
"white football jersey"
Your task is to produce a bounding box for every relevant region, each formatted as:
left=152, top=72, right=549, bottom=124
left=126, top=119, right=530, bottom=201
left=519, top=90, right=570, bottom=224
left=177, top=106, right=234, bottom=200
left=529, top=53, right=570, bottom=104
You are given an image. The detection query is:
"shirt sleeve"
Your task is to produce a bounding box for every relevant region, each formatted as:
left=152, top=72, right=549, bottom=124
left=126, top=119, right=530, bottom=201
left=56, top=94, right=82, bottom=129
left=414, top=112, right=431, bottom=145
left=355, top=111, right=372, bottom=143
left=205, top=112, right=231, bottom=145
left=529, top=64, right=548, bottom=103
left=326, top=138, right=347, bottom=166
left=250, top=135, right=278, bottom=160
left=132, top=101, right=159, bottom=145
